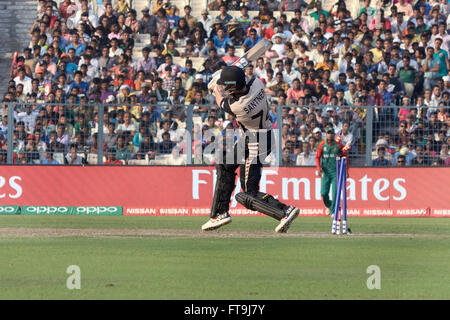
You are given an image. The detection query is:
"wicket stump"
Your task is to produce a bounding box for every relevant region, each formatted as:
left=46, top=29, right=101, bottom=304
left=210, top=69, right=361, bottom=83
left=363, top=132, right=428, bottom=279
left=331, top=157, right=348, bottom=235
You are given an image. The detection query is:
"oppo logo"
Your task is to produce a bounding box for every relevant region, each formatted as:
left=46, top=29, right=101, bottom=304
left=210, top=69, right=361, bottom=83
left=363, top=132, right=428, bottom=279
left=76, top=207, right=119, bottom=214
left=26, top=206, right=69, bottom=214
left=0, top=206, right=16, bottom=213
left=0, top=176, right=22, bottom=199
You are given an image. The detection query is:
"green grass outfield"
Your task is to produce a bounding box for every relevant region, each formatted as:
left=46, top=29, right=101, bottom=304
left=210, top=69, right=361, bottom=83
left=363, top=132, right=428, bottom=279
left=0, top=216, right=449, bottom=300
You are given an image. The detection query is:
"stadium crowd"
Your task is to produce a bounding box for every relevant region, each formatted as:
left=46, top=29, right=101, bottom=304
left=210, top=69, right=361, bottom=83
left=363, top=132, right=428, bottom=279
left=0, top=0, right=449, bottom=166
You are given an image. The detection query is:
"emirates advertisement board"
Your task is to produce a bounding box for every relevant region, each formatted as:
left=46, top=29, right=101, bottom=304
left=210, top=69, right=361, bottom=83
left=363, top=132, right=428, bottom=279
left=0, top=166, right=448, bottom=217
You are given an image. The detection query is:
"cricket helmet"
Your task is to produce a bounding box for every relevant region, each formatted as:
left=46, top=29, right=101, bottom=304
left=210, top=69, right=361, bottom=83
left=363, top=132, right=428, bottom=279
left=217, top=66, right=246, bottom=92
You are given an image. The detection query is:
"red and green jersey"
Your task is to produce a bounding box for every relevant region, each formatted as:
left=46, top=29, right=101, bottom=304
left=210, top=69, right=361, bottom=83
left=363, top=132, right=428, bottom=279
left=315, top=140, right=348, bottom=174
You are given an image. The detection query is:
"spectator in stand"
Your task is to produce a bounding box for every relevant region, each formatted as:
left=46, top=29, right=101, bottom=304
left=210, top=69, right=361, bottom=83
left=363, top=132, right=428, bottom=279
left=150, top=78, right=168, bottom=102
left=156, top=8, right=170, bottom=45
left=394, top=144, right=416, bottom=166
left=157, top=54, right=181, bottom=78
left=281, top=0, right=308, bottom=11
left=136, top=46, right=156, bottom=76
left=282, top=147, right=296, bottom=166
left=433, top=37, right=449, bottom=78
left=136, top=133, right=155, bottom=160
left=72, top=3, right=98, bottom=29
left=309, top=1, right=329, bottom=21
left=263, top=17, right=277, bottom=40
left=125, top=9, right=139, bottom=35
left=161, top=66, right=176, bottom=92
left=183, top=5, right=198, bottom=31
left=65, top=143, right=83, bottom=165
left=41, top=149, right=59, bottom=164
left=296, top=141, right=315, bottom=166
left=25, top=134, right=40, bottom=163
left=117, top=110, right=137, bottom=137
left=180, top=39, right=198, bottom=59
left=399, top=55, right=417, bottom=98
left=422, top=46, right=441, bottom=91
left=394, top=120, right=411, bottom=146
left=243, top=28, right=262, bottom=52
left=158, top=131, right=176, bottom=154
left=440, top=143, right=450, bottom=165
left=0, top=113, right=8, bottom=139
left=283, top=61, right=301, bottom=87
left=114, top=135, right=131, bottom=164
left=197, top=9, right=212, bottom=38
left=65, top=33, right=86, bottom=56
left=205, top=0, right=220, bottom=10
left=14, top=68, right=33, bottom=97
left=55, top=124, right=69, bottom=151
left=100, top=2, right=118, bottom=27
left=286, top=78, right=304, bottom=105
left=166, top=5, right=180, bottom=30
left=200, top=38, right=217, bottom=58
left=215, top=3, right=233, bottom=27
left=103, top=122, right=117, bottom=150
left=411, top=144, right=430, bottom=166
left=105, top=148, right=123, bottom=165
left=266, top=72, right=289, bottom=96
left=115, top=0, right=130, bottom=15
left=396, top=154, right=407, bottom=166
left=213, top=27, right=232, bottom=56
left=157, top=119, right=178, bottom=143
left=108, top=38, right=124, bottom=58
left=222, top=45, right=239, bottom=66
left=69, top=71, right=89, bottom=95
left=373, top=146, right=393, bottom=166
left=338, top=120, right=354, bottom=152
left=151, top=0, right=165, bottom=15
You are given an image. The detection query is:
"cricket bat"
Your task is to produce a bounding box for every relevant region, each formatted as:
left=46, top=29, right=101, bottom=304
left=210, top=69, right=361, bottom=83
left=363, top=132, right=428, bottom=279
left=208, top=40, right=272, bottom=90
left=232, top=39, right=272, bottom=68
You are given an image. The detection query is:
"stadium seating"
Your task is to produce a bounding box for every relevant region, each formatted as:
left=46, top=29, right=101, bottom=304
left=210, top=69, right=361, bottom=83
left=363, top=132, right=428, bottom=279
left=1, top=0, right=448, bottom=167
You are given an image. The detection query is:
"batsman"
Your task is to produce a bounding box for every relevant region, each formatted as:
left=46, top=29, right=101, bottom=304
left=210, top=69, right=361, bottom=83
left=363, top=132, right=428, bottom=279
left=315, top=127, right=349, bottom=216
left=202, top=66, right=300, bottom=233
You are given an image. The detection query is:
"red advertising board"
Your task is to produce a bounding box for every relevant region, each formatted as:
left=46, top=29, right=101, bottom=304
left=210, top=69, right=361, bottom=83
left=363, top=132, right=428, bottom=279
left=0, top=166, right=449, bottom=217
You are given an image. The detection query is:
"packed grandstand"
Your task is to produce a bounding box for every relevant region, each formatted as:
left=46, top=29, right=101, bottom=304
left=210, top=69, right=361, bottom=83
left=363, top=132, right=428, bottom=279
left=1, top=0, right=449, bottom=166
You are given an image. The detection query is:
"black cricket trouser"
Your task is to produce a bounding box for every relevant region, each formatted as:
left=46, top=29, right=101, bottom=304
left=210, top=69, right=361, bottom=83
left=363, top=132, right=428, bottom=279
left=210, top=131, right=272, bottom=218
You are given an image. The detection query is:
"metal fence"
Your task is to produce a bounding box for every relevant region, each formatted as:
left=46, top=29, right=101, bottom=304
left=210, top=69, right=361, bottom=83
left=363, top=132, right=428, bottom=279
left=0, top=102, right=448, bottom=167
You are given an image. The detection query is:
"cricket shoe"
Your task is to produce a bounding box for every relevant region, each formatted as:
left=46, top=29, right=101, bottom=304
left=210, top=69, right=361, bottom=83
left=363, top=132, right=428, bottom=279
left=326, top=207, right=332, bottom=216
left=275, top=206, right=300, bottom=233
left=201, top=213, right=232, bottom=231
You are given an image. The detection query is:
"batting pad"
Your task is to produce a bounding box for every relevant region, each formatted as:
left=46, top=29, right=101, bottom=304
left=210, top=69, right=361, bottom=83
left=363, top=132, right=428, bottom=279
left=235, top=192, right=286, bottom=221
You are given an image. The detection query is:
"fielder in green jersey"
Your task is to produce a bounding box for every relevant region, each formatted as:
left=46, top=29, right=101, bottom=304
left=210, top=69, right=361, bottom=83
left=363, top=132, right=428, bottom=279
left=315, top=127, right=349, bottom=215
